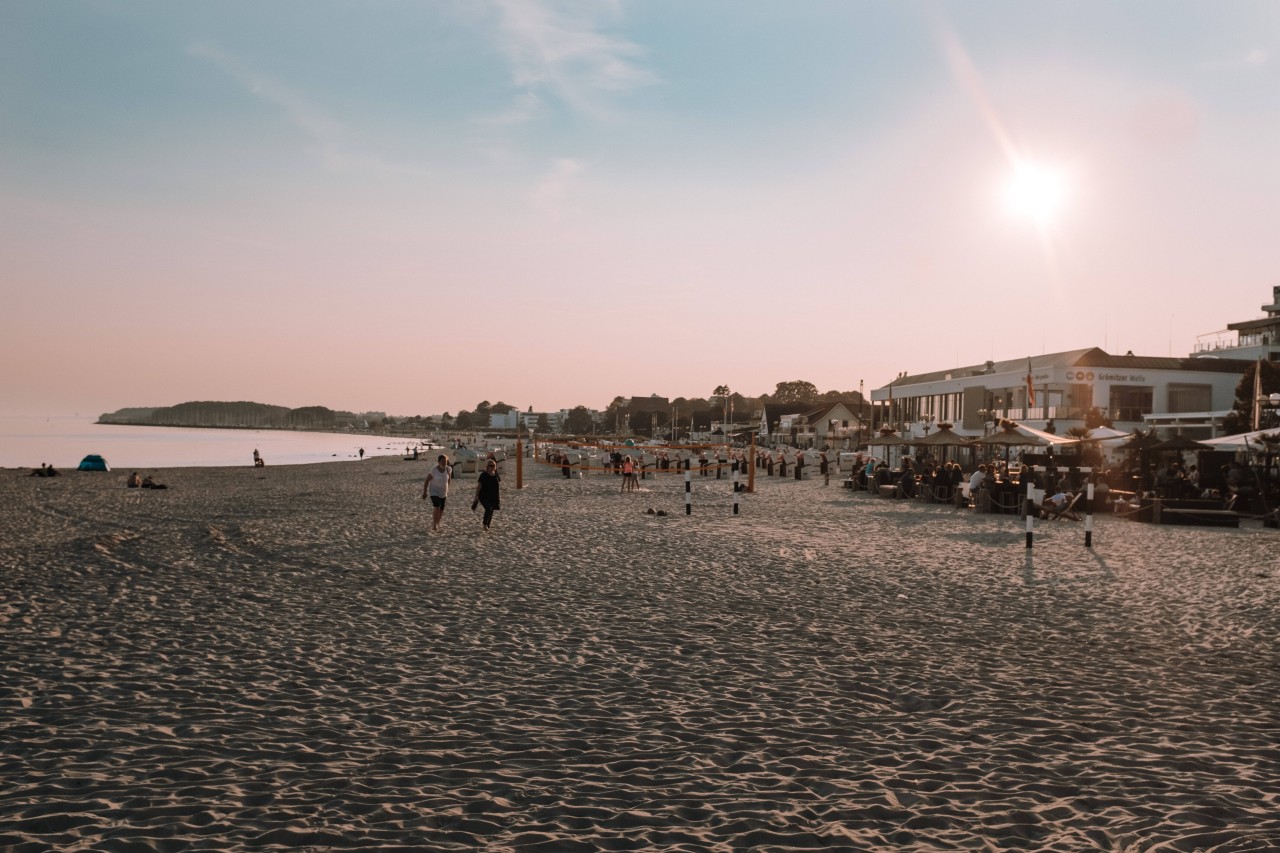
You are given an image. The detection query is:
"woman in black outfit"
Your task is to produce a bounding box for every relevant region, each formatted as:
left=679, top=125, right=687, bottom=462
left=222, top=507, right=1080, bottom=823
left=472, top=459, right=502, bottom=531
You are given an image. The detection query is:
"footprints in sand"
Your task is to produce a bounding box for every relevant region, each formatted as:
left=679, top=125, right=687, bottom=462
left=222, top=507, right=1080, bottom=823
left=4, top=464, right=1279, bottom=851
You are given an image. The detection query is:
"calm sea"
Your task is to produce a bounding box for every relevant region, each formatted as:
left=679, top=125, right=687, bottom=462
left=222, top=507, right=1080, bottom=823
left=0, top=416, right=426, bottom=470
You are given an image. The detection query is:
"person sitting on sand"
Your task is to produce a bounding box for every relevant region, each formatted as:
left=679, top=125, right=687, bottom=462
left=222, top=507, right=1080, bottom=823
left=127, top=472, right=142, bottom=488
left=141, top=475, right=167, bottom=489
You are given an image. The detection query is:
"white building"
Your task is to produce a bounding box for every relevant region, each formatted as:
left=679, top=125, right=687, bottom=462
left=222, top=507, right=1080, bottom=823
left=520, top=412, right=563, bottom=432
left=869, top=348, right=1251, bottom=440
left=489, top=410, right=520, bottom=430
left=1191, top=285, right=1280, bottom=362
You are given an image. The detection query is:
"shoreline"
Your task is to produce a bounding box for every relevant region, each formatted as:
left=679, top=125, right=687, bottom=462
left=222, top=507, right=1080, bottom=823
left=3, top=460, right=1277, bottom=850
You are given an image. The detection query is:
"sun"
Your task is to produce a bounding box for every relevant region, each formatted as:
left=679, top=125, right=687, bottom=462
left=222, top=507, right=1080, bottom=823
left=1004, top=160, right=1067, bottom=226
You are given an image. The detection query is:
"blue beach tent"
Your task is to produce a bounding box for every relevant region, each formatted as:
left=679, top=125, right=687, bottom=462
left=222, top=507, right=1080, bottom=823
left=78, top=454, right=110, bottom=472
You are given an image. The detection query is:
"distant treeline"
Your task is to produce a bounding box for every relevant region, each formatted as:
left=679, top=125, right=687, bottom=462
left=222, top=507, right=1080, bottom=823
left=98, top=401, right=361, bottom=430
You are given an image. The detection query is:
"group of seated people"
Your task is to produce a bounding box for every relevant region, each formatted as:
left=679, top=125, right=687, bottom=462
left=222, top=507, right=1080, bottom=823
left=855, top=458, right=1091, bottom=518
left=29, top=463, right=60, bottom=477
left=126, top=472, right=167, bottom=489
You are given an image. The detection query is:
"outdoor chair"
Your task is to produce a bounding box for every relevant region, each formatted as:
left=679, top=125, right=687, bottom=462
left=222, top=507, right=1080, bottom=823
left=1041, top=492, right=1083, bottom=521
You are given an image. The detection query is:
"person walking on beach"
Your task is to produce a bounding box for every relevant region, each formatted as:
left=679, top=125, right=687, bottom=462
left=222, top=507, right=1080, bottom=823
left=471, top=458, right=501, bottom=531
left=422, top=454, right=452, bottom=531
left=819, top=450, right=830, bottom=486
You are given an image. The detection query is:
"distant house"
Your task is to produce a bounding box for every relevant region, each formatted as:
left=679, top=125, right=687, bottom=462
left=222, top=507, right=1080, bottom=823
left=489, top=410, right=519, bottom=430
left=520, top=411, right=565, bottom=432
left=758, top=403, right=811, bottom=443
left=759, top=401, right=867, bottom=447
left=795, top=402, right=867, bottom=448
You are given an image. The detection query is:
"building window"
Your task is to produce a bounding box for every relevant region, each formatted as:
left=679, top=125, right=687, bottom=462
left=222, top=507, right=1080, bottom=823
left=1109, top=385, right=1153, bottom=422
left=1166, top=383, right=1212, bottom=414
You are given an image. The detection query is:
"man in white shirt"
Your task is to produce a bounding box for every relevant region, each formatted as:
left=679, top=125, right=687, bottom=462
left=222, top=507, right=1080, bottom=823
left=422, top=455, right=453, bottom=531
left=968, top=464, right=988, bottom=494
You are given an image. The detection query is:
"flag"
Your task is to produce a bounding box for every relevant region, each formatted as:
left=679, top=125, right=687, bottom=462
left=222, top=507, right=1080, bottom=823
left=1025, top=358, right=1037, bottom=409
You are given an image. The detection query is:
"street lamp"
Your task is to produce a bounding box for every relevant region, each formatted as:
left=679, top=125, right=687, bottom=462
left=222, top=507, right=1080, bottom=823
left=977, top=408, right=997, bottom=465
left=921, top=413, right=935, bottom=436
left=1256, top=392, right=1280, bottom=430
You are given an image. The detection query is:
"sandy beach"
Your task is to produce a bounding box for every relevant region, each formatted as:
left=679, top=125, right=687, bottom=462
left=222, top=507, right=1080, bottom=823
left=3, top=457, right=1278, bottom=851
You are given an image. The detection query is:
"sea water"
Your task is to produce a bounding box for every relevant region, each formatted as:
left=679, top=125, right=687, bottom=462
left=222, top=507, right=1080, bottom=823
left=0, top=415, right=425, bottom=470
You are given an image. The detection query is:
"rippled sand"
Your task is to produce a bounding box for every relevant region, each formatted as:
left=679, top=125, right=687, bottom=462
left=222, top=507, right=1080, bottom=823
left=3, top=460, right=1278, bottom=851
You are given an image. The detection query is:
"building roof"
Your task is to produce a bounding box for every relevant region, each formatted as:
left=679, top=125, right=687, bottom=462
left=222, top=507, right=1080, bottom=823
left=1227, top=316, right=1280, bottom=333
left=885, top=347, right=1252, bottom=389
left=803, top=401, right=866, bottom=423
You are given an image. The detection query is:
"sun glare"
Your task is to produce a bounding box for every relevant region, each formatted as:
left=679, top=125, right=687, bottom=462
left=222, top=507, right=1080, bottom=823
left=1004, top=161, right=1067, bottom=226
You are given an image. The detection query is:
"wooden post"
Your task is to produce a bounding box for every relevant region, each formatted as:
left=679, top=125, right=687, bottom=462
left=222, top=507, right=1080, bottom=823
left=748, top=432, right=756, bottom=493
left=733, top=467, right=740, bottom=515
left=516, top=439, right=523, bottom=490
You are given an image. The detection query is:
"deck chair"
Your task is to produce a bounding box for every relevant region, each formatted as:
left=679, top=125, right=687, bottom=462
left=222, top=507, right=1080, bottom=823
left=1041, top=492, right=1082, bottom=521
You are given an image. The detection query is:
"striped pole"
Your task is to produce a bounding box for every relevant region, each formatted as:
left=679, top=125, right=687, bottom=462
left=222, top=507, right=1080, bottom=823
left=1025, top=481, right=1035, bottom=549
left=1084, top=481, right=1095, bottom=548
left=733, top=468, right=740, bottom=515
left=685, top=469, right=692, bottom=515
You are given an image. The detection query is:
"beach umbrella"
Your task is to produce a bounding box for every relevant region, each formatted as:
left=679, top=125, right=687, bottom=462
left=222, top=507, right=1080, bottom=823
left=907, top=424, right=974, bottom=463
left=907, top=425, right=972, bottom=447
left=868, top=431, right=908, bottom=466
left=1118, top=431, right=1162, bottom=453
left=972, top=425, right=1047, bottom=466
left=1148, top=434, right=1212, bottom=452
left=972, top=430, right=1048, bottom=447
left=1082, top=427, right=1131, bottom=442
left=1200, top=429, right=1280, bottom=452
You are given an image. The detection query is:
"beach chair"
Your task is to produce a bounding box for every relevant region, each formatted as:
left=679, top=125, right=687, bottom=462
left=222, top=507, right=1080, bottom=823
left=1041, top=492, right=1082, bottom=521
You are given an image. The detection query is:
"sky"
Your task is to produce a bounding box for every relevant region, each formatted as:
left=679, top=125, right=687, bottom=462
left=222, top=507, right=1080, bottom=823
left=3, top=1, right=1279, bottom=418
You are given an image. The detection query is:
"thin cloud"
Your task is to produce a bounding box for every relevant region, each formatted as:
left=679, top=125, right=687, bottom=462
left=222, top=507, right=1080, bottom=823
left=476, top=91, right=544, bottom=127
left=531, top=157, right=586, bottom=218
left=1199, top=48, right=1269, bottom=71
left=488, top=0, right=657, bottom=121
left=189, top=42, right=431, bottom=177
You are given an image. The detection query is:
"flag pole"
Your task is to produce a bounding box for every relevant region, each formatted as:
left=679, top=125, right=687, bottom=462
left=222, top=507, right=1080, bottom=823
left=1252, top=356, right=1264, bottom=432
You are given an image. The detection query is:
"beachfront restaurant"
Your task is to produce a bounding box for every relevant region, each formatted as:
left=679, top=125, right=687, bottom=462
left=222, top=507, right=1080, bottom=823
left=868, top=347, right=1253, bottom=443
